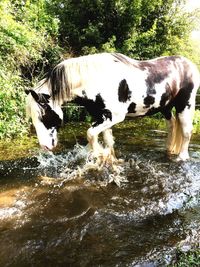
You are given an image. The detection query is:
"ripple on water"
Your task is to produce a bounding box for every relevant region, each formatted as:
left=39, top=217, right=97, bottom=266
left=0, top=188, right=30, bottom=229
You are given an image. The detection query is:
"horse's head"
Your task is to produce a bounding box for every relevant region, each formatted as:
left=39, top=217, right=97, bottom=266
left=26, top=89, right=63, bottom=150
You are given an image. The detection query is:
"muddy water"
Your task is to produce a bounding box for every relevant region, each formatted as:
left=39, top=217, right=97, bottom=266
left=0, top=119, right=200, bottom=267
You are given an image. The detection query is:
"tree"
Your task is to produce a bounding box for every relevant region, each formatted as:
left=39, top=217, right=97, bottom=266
left=46, top=0, right=197, bottom=59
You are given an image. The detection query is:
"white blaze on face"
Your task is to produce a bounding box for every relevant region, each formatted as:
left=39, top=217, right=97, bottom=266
left=34, top=121, right=58, bottom=150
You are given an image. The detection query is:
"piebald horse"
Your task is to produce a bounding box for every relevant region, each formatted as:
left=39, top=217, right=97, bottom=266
left=26, top=53, right=200, bottom=162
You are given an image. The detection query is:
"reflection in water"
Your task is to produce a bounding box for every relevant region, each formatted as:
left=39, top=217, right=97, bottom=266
left=0, top=121, right=200, bottom=266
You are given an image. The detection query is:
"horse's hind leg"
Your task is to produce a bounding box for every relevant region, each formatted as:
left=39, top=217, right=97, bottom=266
left=164, top=85, right=197, bottom=161
left=162, top=109, right=178, bottom=155
left=176, top=106, right=194, bottom=161
left=165, top=104, right=194, bottom=161
left=165, top=113, right=176, bottom=154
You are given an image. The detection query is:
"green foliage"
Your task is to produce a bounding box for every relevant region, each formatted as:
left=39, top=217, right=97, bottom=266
left=171, top=249, right=200, bottom=267
left=193, top=109, right=200, bottom=133
left=0, top=73, right=28, bottom=138
left=11, top=0, right=59, bottom=35
left=0, top=0, right=62, bottom=139
left=47, top=0, right=197, bottom=59
left=0, top=0, right=55, bottom=67
left=63, top=104, right=92, bottom=123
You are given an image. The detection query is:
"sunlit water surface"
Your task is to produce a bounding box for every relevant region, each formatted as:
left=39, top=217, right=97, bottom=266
left=0, top=120, right=200, bottom=267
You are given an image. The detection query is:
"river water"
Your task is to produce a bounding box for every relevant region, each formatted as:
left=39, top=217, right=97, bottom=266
left=0, top=119, right=200, bottom=267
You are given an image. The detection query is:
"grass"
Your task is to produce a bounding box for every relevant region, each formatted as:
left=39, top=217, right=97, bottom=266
left=170, top=249, right=200, bottom=266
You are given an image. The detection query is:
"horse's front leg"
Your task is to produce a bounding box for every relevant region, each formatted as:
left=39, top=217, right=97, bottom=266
left=103, top=128, right=116, bottom=158
left=87, top=130, right=103, bottom=157
left=87, top=114, right=125, bottom=165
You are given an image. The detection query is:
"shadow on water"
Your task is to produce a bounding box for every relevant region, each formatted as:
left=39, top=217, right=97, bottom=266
left=0, top=120, right=200, bottom=266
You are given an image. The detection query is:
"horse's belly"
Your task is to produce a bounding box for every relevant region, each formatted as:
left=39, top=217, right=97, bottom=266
left=126, top=101, right=161, bottom=117
left=126, top=110, right=148, bottom=117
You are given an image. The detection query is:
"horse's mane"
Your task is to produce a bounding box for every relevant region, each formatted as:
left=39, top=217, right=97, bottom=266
left=44, top=53, right=133, bottom=103
left=111, top=53, right=135, bottom=66
left=46, top=63, right=69, bottom=103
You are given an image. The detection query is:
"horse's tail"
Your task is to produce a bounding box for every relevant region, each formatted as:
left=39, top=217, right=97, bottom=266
left=168, top=115, right=183, bottom=155
left=47, top=63, right=71, bottom=103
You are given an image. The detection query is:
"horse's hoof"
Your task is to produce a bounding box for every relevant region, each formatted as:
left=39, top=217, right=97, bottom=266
left=117, top=158, right=124, bottom=164
left=176, top=154, right=190, bottom=162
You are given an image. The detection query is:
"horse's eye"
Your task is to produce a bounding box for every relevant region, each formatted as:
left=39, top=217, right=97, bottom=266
left=41, top=109, right=45, bottom=116
left=40, top=103, right=48, bottom=110
left=56, top=124, right=61, bottom=131
left=50, top=128, right=55, bottom=136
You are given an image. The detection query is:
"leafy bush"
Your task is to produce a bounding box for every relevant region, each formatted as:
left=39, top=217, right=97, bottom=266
left=47, top=0, right=197, bottom=59
left=0, top=73, right=28, bottom=138
left=171, top=249, right=200, bottom=267
left=0, top=0, right=62, bottom=139
left=193, top=109, right=200, bottom=133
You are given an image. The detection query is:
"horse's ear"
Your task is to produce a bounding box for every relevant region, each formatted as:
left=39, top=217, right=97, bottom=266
left=25, top=90, right=50, bottom=104
left=25, top=89, right=30, bottom=95
left=28, top=90, right=40, bottom=103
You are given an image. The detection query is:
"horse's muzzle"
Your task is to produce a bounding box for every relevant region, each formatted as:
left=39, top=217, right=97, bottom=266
left=40, top=145, right=55, bottom=151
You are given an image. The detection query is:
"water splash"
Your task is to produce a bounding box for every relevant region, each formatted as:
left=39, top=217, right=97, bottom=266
left=36, top=144, right=128, bottom=187
left=35, top=145, right=200, bottom=215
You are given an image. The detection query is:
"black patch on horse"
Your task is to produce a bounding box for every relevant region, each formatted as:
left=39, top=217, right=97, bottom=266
left=174, top=82, right=194, bottom=113
left=145, top=70, right=167, bottom=95
left=40, top=105, right=62, bottom=130
left=143, top=95, right=155, bottom=108
left=127, top=102, right=136, bottom=113
left=28, top=90, right=51, bottom=105
left=171, top=60, right=194, bottom=113
left=145, top=106, right=161, bottom=116
left=161, top=108, right=173, bottom=120
left=74, top=93, right=112, bottom=127
left=139, top=59, right=171, bottom=96
left=179, top=61, right=192, bottom=88
left=160, top=92, right=171, bottom=107
left=30, top=90, right=62, bottom=130
left=118, top=79, right=132, bottom=103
